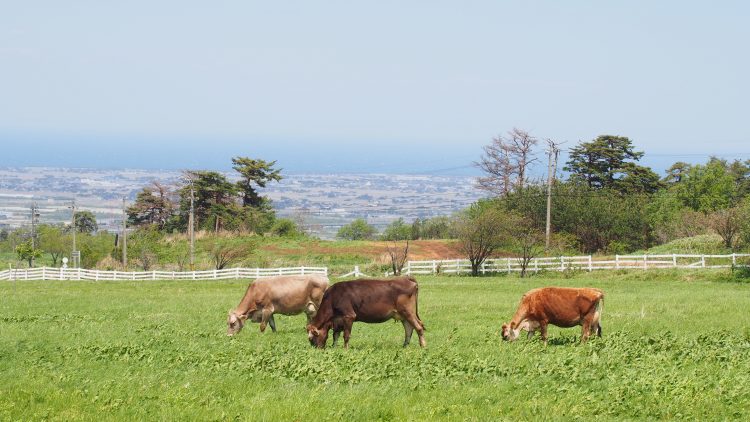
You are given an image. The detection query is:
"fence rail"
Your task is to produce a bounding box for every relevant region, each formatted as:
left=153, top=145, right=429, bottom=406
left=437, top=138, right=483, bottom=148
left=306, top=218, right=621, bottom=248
left=402, top=253, right=750, bottom=275
left=0, top=266, right=328, bottom=281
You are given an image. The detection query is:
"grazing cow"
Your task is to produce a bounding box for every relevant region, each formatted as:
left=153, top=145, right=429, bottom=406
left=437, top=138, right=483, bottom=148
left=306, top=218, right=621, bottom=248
left=501, top=287, right=604, bottom=344
left=227, top=274, right=329, bottom=336
left=306, top=276, right=426, bottom=349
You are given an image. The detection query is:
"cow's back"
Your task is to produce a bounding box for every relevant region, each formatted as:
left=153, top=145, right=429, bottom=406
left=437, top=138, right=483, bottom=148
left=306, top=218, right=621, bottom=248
left=255, top=275, right=329, bottom=313
left=321, top=276, right=417, bottom=322
left=525, top=287, right=603, bottom=327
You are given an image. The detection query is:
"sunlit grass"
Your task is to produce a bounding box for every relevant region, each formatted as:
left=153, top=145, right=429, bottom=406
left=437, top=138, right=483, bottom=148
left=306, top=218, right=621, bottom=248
left=1, top=271, right=749, bottom=420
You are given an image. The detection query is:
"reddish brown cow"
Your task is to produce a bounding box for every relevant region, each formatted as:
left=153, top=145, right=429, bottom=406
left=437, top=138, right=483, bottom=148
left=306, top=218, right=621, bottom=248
left=306, top=276, right=426, bottom=349
left=227, top=275, right=329, bottom=336
left=501, top=287, right=604, bottom=344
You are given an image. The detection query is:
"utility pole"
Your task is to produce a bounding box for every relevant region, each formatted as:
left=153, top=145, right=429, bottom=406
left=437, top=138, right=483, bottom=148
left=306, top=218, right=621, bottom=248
left=30, top=203, right=40, bottom=267
left=189, top=185, right=195, bottom=270
left=69, top=199, right=77, bottom=267
left=545, top=140, right=560, bottom=249
left=122, top=197, right=128, bottom=268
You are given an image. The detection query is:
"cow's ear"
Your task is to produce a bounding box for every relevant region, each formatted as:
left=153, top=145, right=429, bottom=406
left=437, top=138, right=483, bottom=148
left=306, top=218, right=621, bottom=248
left=311, top=328, right=320, bottom=336
left=238, top=313, right=248, bottom=322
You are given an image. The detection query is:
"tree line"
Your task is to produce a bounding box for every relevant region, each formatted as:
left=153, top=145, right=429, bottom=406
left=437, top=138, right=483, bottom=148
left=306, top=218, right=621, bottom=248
left=337, top=131, right=750, bottom=275
left=3, top=136, right=749, bottom=274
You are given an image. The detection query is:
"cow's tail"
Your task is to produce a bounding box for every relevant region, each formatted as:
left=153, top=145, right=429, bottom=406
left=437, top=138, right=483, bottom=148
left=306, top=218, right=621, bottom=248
left=594, top=291, right=604, bottom=337
left=411, top=277, right=425, bottom=331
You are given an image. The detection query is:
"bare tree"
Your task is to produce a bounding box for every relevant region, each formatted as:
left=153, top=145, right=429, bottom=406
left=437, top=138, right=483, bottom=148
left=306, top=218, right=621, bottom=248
left=709, top=207, right=744, bottom=249
left=504, top=214, right=545, bottom=278
left=293, top=207, right=321, bottom=237
left=385, top=240, right=410, bottom=275
left=457, top=206, right=504, bottom=276
left=136, top=250, right=157, bottom=271
left=210, top=241, right=254, bottom=270
left=475, top=128, right=539, bottom=196
left=475, top=140, right=513, bottom=196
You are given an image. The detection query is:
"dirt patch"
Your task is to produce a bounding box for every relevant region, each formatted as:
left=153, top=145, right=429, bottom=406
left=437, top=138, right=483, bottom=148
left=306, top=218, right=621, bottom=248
left=259, top=239, right=465, bottom=261
left=260, top=242, right=382, bottom=258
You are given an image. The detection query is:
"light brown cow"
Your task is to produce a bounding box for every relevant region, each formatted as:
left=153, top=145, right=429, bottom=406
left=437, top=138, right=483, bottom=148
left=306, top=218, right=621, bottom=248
left=501, top=287, right=604, bottom=344
left=227, top=274, right=329, bottom=336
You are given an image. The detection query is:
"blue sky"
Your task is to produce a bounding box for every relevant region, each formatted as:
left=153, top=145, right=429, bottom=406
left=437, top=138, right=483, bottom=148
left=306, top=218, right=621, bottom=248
left=1, top=1, right=748, bottom=174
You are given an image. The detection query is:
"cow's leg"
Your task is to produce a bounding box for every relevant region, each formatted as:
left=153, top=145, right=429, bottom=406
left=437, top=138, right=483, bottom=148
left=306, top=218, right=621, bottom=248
left=539, top=322, right=548, bottom=345
left=402, top=312, right=426, bottom=348
left=332, top=329, right=341, bottom=347
left=581, top=321, right=591, bottom=343
left=304, top=302, right=317, bottom=324
left=268, top=314, right=277, bottom=333
left=596, top=322, right=602, bottom=337
left=527, top=329, right=535, bottom=340
left=259, top=308, right=274, bottom=333
left=402, top=320, right=414, bottom=347
left=581, top=310, right=599, bottom=343
left=342, top=317, right=354, bottom=349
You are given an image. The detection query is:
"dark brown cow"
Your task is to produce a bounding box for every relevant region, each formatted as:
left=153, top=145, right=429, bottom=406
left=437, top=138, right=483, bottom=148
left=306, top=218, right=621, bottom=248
left=227, top=275, right=329, bottom=336
left=306, top=276, right=426, bottom=349
left=501, top=287, right=604, bottom=344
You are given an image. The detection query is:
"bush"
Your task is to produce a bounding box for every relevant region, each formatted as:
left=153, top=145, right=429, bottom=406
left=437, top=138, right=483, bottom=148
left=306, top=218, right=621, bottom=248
left=270, top=218, right=301, bottom=238
left=730, top=265, right=750, bottom=282
left=337, top=219, right=377, bottom=240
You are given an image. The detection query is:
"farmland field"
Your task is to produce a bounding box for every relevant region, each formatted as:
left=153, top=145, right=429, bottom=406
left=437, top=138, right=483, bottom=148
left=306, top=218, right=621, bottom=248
left=1, top=271, right=749, bottom=420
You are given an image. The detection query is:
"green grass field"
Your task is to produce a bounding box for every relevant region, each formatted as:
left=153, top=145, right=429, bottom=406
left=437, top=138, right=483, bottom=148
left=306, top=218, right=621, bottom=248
left=2, top=271, right=749, bottom=420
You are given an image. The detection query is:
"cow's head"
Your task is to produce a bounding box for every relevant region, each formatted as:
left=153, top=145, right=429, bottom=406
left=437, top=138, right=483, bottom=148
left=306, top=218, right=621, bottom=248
left=227, top=310, right=248, bottom=336
left=307, top=324, right=329, bottom=348
left=501, top=322, right=520, bottom=342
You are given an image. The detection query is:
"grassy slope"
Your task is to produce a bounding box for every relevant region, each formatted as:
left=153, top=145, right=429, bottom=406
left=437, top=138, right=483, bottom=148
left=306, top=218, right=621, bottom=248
left=1, top=271, right=749, bottom=420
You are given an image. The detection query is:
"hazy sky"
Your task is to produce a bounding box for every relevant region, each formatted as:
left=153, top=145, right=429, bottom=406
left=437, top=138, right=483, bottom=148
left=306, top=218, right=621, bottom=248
left=1, top=1, right=748, bottom=174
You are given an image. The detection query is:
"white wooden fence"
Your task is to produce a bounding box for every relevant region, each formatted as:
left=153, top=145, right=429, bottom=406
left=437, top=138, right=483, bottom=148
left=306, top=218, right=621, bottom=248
left=0, top=266, right=328, bottom=281
left=402, top=254, right=750, bottom=275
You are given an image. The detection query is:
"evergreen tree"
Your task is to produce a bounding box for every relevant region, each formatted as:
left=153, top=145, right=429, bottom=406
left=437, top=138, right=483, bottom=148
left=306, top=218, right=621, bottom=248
left=565, top=135, right=661, bottom=193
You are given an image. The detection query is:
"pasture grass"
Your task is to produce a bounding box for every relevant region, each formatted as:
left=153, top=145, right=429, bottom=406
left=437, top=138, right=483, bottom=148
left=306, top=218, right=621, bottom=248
left=1, top=271, right=750, bottom=420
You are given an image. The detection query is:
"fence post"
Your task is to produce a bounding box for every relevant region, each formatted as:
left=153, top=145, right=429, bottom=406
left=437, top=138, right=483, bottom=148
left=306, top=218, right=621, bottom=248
left=560, top=256, right=565, bottom=271
left=506, top=258, right=511, bottom=274
left=673, top=254, right=677, bottom=267
left=534, top=258, right=538, bottom=272
left=192, top=271, right=196, bottom=280
left=456, top=259, right=461, bottom=275
left=615, top=255, right=619, bottom=269
left=643, top=254, right=648, bottom=270
left=152, top=271, right=156, bottom=280
left=432, top=260, right=437, bottom=274
left=235, top=268, right=240, bottom=278
left=588, top=255, right=593, bottom=272
left=732, top=253, right=736, bottom=266
left=255, top=268, right=260, bottom=278
left=42, top=267, right=46, bottom=280
left=701, top=255, right=706, bottom=268
left=172, top=271, right=175, bottom=280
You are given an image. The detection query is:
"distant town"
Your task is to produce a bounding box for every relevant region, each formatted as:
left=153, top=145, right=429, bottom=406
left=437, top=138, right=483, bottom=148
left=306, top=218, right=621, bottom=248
left=0, top=167, right=485, bottom=239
